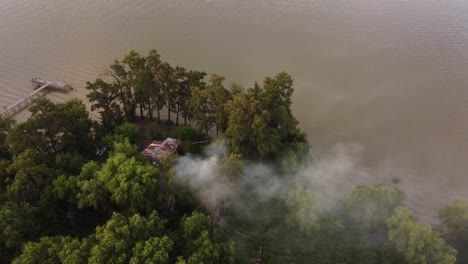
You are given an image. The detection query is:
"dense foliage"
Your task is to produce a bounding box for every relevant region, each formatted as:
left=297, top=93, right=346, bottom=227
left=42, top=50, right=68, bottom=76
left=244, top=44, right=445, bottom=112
left=0, top=50, right=465, bottom=263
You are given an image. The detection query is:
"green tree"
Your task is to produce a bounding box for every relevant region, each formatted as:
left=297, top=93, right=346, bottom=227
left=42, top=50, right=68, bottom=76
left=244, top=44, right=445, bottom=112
left=285, top=185, right=320, bottom=234
left=439, top=199, right=468, bottom=263
left=206, top=74, right=230, bottom=135
left=280, top=128, right=309, bottom=174
left=225, top=90, right=280, bottom=159
left=88, top=50, right=153, bottom=126
left=77, top=140, right=159, bottom=214
left=189, top=74, right=230, bottom=136
left=178, top=211, right=234, bottom=264
left=146, top=50, right=165, bottom=122
left=12, top=236, right=94, bottom=264
left=6, top=149, right=54, bottom=204
left=53, top=161, right=101, bottom=205
left=0, top=117, right=14, bottom=197
left=89, top=211, right=170, bottom=264
left=12, top=236, right=64, bottom=264
left=126, top=52, right=153, bottom=119
left=175, top=126, right=206, bottom=154
left=332, top=185, right=406, bottom=263
left=0, top=158, right=12, bottom=197
left=251, top=109, right=281, bottom=158
left=174, top=67, right=207, bottom=126
left=261, top=71, right=297, bottom=135
left=86, top=78, right=124, bottom=132
left=54, top=151, right=86, bottom=175
left=439, top=199, right=468, bottom=239
left=338, top=184, right=406, bottom=233
left=182, top=70, right=206, bottom=125
left=114, top=122, right=140, bottom=144
left=224, top=90, right=259, bottom=157
left=0, top=202, right=38, bottom=259
left=6, top=98, right=94, bottom=157
left=130, top=236, right=173, bottom=264
left=0, top=117, right=14, bottom=159
left=190, top=85, right=214, bottom=136
left=153, top=61, right=176, bottom=123
left=224, top=73, right=305, bottom=160
left=218, top=153, right=243, bottom=183
left=108, top=59, right=136, bottom=120
left=386, top=207, right=457, bottom=264
left=174, top=66, right=188, bottom=125
left=229, top=83, right=244, bottom=96
left=58, top=236, right=96, bottom=264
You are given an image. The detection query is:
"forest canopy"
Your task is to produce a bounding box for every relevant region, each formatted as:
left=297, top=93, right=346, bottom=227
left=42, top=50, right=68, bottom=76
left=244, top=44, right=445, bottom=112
left=0, top=50, right=465, bottom=264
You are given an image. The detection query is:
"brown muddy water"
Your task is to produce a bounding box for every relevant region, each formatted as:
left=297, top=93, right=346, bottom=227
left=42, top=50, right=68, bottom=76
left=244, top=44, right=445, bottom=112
left=1, top=0, right=468, bottom=223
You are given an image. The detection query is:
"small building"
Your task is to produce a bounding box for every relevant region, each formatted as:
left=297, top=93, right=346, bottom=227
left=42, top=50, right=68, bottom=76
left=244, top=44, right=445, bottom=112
left=142, top=138, right=181, bottom=165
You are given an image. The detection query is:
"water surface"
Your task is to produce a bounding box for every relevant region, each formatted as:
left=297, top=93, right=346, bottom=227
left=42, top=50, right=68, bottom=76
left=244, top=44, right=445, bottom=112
left=1, top=0, right=468, bottom=222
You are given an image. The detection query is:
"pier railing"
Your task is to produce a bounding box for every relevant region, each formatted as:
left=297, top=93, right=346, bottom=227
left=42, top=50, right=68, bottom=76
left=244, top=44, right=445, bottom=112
left=0, top=78, right=73, bottom=118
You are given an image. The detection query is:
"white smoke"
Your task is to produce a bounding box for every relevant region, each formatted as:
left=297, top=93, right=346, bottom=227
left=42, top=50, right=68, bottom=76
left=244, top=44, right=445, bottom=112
left=173, top=140, right=397, bottom=223
left=174, top=141, right=232, bottom=222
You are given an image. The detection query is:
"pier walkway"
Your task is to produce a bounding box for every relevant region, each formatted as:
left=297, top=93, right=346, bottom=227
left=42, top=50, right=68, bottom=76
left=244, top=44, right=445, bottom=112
left=0, top=78, right=73, bottom=118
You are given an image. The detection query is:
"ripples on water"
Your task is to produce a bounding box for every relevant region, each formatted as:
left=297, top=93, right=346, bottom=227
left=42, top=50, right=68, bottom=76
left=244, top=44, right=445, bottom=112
left=1, top=0, right=468, bottom=222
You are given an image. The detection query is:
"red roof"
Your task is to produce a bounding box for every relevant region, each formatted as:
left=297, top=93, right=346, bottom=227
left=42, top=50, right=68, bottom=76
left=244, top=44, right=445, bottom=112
left=142, top=138, right=181, bottom=161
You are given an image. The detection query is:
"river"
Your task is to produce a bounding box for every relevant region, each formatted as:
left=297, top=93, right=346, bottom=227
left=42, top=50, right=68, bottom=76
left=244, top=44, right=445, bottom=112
left=1, top=0, right=468, bottom=223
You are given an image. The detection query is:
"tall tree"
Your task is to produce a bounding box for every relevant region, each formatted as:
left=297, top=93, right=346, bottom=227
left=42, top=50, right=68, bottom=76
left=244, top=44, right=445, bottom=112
left=224, top=90, right=262, bottom=158
left=12, top=236, right=64, bottom=264
left=189, top=74, right=229, bottom=136
left=153, top=62, right=176, bottom=123
left=285, top=185, right=320, bottom=234
left=386, top=207, right=457, bottom=264
left=0, top=202, right=38, bottom=262
left=89, top=211, right=170, bottom=264
left=146, top=50, right=165, bottom=122
left=6, top=149, right=54, bottom=204
left=86, top=78, right=124, bottom=132
left=13, top=235, right=94, bottom=264
left=338, top=184, right=406, bottom=234
left=58, top=236, right=96, bottom=264
left=224, top=72, right=305, bottom=160
left=7, top=98, right=94, bottom=157
left=438, top=199, right=468, bottom=263
left=334, top=184, right=406, bottom=262
left=260, top=72, right=298, bottom=139
left=108, top=59, right=136, bottom=120
left=174, top=67, right=207, bottom=126
left=439, top=199, right=468, bottom=240
left=0, top=117, right=14, bottom=159
left=206, top=74, right=230, bottom=135
left=77, top=140, right=159, bottom=215
left=174, top=66, right=188, bottom=125
left=177, top=211, right=234, bottom=264
left=123, top=51, right=151, bottom=120
left=189, top=86, right=214, bottom=136
left=182, top=70, right=206, bottom=125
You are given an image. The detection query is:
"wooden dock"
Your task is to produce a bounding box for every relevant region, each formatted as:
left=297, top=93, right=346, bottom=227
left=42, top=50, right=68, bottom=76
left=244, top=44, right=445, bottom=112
left=0, top=78, right=73, bottom=118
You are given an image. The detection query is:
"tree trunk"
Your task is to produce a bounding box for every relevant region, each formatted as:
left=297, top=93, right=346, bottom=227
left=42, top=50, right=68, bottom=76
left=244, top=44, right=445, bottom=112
left=119, top=89, right=129, bottom=118
left=184, top=116, right=187, bottom=126
left=167, top=102, right=171, bottom=124
left=157, top=109, right=161, bottom=123
left=139, top=103, right=144, bottom=120
left=176, top=105, right=180, bottom=125
left=125, top=86, right=136, bottom=121
left=148, top=103, right=153, bottom=121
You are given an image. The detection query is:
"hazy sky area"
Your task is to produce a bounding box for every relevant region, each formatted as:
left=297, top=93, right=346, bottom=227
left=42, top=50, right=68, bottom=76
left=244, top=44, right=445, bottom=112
left=1, top=0, right=468, bottom=222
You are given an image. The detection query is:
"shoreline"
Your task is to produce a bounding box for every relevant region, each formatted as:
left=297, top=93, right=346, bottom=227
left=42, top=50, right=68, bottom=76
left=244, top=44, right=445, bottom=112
left=6, top=84, right=99, bottom=123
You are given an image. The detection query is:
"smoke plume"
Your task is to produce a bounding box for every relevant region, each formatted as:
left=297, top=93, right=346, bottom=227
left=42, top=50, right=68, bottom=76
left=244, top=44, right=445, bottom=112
left=173, top=140, right=398, bottom=225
